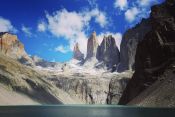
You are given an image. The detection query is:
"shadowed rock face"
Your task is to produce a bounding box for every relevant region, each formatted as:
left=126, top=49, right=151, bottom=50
left=73, top=43, right=84, bottom=61
left=97, top=35, right=120, bottom=69
left=86, top=31, right=99, bottom=60
left=117, top=19, right=151, bottom=72
left=119, top=0, right=175, bottom=105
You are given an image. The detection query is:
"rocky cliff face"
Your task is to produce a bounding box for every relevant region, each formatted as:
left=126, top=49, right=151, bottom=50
left=106, top=71, right=133, bottom=104
left=0, top=32, right=26, bottom=59
left=73, top=43, right=84, bottom=61
left=119, top=0, right=175, bottom=105
left=97, top=35, right=120, bottom=69
left=47, top=72, right=132, bottom=104
left=85, top=31, right=98, bottom=60
left=0, top=32, right=33, bottom=66
left=117, top=19, right=151, bottom=72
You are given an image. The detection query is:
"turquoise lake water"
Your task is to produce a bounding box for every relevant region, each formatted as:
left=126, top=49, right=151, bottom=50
left=0, top=105, right=174, bottom=117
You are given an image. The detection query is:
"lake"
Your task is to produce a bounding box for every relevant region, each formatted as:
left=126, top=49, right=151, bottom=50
left=0, top=105, right=174, bottom=117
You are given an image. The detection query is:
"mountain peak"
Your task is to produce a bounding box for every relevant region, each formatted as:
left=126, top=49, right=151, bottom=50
left=0, top=32, right=25, bottom=58
left=73, top=42, right=84, bottom=61
left=85, top=31, right=98, bottom=60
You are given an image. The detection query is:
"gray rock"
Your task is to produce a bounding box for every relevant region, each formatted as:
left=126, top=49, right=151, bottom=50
left=73, top=43, right=84, bottom=61
left=96, top=35, right=120, bottom=70
left=85, top=31, right=99, bottom=60
left=119, top=0, right=175, bottom=105
left=117, top=19, right=151, bottom=72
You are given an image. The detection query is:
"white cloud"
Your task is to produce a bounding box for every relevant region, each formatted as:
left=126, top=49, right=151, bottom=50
left=21, top=25, right=32, bottom=36
left=38, top=21, right=46, bottom=32
left=0, top=17, right=17, bottom=33
left=114, top=0, right=128, bottom=10
left=97, top=32, right=122, bottom=51
left=43, top=8, right=108, bottom=55
left=90, top=9, right=107, bottom=27
left=138, top=0, right=158, bottom=6
left=55, top=45, right=70, bottom=53
left=125, top=7, right=139, bottom=23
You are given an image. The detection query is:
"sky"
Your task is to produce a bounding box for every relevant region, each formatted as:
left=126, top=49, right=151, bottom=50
left=0, top=0, right=165, bottom=62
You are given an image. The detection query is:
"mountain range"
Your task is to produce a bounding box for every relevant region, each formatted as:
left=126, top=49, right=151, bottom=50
left=0, top=0, right=175, bottom=107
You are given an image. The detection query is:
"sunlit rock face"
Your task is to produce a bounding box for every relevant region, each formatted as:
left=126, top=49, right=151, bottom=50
left=85, top=31, right=99, bottom=60
left=117, top=19, right=151, bottom=72
left=96, top=35, right=120, bottom=69
left=0, top=32, right=26, bottom=58
left=119, top=0, right=175, bottom=105
left=0, top=32, right=33, bottom=66
left=73, top=43, right=84, bottom=61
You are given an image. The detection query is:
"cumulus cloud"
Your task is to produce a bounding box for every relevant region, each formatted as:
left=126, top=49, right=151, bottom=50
left=55, top=45, right=70, bottom=53
left=125, top=7, right=139, bottom=23
left=21, top=25, right=32, bottom=36
left=42, top=8, right=108, bottom=55
left=114, top=0, right=128, bottom=10
left=38, top=21, right=46, bottom=32
left=97, top=32, right=122, bottom=50
left=0, top=17, right=17, bottom=33
left=90, top=9, right=107, bottom=27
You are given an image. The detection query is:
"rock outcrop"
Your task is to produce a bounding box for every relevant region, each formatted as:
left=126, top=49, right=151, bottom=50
left=0, top=32, right=33, bottom=66
left=96, top=35, right=120, bottom=69
left=73, top=43, right=84, bottom=61
left=0, top=32, right=27, bottom=59
left=117, top=19, right=151, bottom=72
left=106, top=71, right=133, bottom=104
left=119, top=0, right=175, bottom=105
left=85, top=31, right=98, bottom=60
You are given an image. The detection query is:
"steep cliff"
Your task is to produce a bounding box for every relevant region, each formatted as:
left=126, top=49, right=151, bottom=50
left=85, top=31, right=99, bottom=60
left=0, top=32, right=33, bottom=66
left=47, top=71, right=132, bottom=104
left=96, top=35, right=120, bottom=69
left=73, top=43, right=84, bottom=61
left=0, top=32, right=26, bottom=59
left=119, top=0, right=175, bottom=105
left=117, top=19, right=151, bottom=72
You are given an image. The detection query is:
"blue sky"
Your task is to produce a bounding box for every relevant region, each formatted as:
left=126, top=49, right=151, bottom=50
left=0, top=0, right=164, bottom=62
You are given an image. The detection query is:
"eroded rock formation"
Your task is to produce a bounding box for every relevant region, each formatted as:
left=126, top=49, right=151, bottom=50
left=73, top=43, right=84, bottom=61
left=0, top=32, right=33, bottom=66
left=86, top=31, right=99, bottom=60
left=97, top=35, right=120, bottom=69
left=0, top=32, right=27, bottom=59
